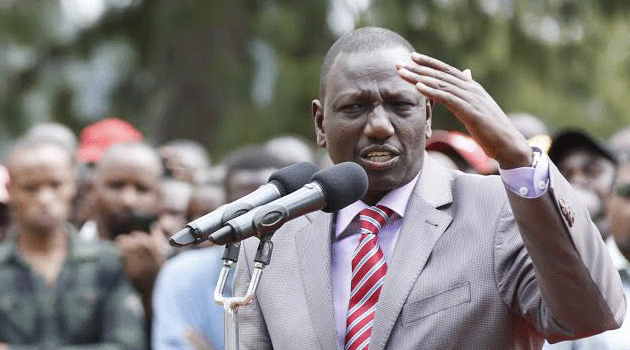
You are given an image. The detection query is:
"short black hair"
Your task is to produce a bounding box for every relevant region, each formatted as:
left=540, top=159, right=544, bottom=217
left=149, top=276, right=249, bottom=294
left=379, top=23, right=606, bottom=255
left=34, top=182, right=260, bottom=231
left=319, top=27, right=415, bottom=99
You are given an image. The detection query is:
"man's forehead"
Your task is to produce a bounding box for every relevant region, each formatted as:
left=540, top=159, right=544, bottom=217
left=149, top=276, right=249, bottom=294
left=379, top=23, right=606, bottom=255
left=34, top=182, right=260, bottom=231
left=99, top=150, right=161, bottom=176
left=8, top=146, right=71, bottom=174
left=325, top=47, right=419, bottom=100
left=332, top=47, right=410, bottom=75
left=562, top=147, right=612, bottom=163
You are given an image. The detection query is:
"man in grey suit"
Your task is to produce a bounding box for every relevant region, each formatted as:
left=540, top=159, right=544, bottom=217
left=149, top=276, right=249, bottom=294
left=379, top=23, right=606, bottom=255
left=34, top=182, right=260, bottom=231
left=234, top=27, right=625, bottom=349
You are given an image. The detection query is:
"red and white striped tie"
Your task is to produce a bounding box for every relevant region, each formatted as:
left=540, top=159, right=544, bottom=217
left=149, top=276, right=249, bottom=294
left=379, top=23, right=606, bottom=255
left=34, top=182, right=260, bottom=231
left=344, top=205, right=393, bottom=350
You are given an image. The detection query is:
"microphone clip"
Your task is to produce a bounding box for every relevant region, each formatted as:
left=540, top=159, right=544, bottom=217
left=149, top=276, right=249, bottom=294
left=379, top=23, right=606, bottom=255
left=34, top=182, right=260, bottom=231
left=214, top=237, right=274, bottom=350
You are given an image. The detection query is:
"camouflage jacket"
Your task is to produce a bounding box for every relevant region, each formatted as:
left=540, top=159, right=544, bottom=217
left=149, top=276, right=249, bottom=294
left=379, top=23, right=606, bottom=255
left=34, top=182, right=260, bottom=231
left=0, top=227, right=146, bottom=350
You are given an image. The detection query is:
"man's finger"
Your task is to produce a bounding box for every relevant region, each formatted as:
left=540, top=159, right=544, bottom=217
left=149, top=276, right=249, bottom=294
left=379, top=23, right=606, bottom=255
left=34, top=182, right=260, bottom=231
left=463, top=69, right=472, bottom=80
left=414, top=81, right=476, bottom=121
left=411, top=52, right=466, bottom=80
left=413, top=74, right=473, bottom=105
left=398, top=65, right=469, bottom=90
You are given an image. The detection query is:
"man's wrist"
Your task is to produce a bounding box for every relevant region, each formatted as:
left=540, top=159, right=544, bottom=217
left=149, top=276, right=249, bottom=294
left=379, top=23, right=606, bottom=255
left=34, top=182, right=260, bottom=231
left=498, top=146, right=533, bottom=170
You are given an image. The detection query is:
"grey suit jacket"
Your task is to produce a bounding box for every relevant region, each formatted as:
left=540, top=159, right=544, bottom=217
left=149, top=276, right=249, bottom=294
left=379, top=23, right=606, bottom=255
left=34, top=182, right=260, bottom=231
left=233, top=156, right=626, bottom=350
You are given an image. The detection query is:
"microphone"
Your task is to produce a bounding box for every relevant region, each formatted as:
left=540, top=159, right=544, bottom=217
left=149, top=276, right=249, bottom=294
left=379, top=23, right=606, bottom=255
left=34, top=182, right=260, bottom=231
left=169, top=162, right=320, bottom=247
left=209, top=162, right=368, bottom=245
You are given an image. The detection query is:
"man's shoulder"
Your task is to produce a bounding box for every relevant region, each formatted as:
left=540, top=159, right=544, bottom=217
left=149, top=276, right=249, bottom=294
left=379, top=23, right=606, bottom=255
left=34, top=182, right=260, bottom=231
left=159, top=247, right=224, bottom=283
left=0, top=240, right=13, bottom=265
left=69, top=237, right=128, bottom=280
left=450, top=172, right=507, bottom=198
left=73, top=237, right=120, bottom=260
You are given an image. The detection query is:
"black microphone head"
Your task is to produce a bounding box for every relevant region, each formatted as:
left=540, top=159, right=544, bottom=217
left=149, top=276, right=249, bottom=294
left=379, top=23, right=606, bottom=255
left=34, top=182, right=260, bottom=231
left=311, top=162, right=368, bottom=212
left=268, top=162, right=320, bottom=195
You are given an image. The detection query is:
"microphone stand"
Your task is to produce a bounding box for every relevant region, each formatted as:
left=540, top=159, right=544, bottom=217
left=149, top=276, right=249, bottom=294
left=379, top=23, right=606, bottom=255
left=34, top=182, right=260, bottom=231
left=214, top=238, right=273, bottom=350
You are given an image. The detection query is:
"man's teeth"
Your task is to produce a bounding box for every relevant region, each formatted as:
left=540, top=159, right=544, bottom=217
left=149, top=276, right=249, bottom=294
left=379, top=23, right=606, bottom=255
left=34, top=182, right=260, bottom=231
left=366, top=151, right=393, bottom=162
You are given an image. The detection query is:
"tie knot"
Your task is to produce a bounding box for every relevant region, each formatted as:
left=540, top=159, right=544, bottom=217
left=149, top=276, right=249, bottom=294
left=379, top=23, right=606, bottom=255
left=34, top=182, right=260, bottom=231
left=358, top=205, right=393, bottom=235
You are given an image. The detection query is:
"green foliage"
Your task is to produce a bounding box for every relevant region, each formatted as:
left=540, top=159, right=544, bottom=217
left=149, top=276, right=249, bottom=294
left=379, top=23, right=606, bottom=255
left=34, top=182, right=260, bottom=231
left=1, top=0, right=630, bottom=158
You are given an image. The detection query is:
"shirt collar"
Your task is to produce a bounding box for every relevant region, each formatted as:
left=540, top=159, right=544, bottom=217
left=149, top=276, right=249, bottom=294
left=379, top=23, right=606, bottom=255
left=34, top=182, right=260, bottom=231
left=0, top=224, right=95, bottom=265
left=335, top=170, right=421, bottom=239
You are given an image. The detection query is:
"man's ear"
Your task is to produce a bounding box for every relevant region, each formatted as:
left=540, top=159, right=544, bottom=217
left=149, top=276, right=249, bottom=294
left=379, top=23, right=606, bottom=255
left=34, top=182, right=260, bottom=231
left=425, top=98, right=433, bottom=139
left=312, top=99, right=327, bottom=148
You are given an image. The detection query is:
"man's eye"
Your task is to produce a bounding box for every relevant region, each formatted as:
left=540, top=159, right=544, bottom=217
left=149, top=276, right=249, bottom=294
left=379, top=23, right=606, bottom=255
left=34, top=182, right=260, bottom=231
left=136, top=184, right=150, bottom=193
left=342, top=103, right=364, bottom=112
left=585, top=164, right=604, bottom=177
left=21, top=184, right=37, bottom=192
left=106, top=181, right=125, bottom=190
left=390, top=101, right=415, bottom=110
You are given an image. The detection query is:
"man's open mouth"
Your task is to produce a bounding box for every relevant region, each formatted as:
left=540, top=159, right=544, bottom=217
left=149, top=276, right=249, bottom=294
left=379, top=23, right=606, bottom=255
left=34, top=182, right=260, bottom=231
left=360, top=147, right=400, bottom=170
left=365, top=151, right=394, bottom=163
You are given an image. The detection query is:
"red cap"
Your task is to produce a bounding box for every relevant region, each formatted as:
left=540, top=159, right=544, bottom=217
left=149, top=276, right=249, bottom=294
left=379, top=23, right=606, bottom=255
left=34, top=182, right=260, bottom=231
left=77, top=118, right=144, bottom=163
left=426, top=131, right=497, bottom=174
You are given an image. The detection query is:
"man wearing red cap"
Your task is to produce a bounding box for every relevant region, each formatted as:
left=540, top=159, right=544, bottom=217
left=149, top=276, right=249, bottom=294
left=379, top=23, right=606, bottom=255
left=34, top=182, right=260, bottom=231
left=77, top=118, right=144, bottom=165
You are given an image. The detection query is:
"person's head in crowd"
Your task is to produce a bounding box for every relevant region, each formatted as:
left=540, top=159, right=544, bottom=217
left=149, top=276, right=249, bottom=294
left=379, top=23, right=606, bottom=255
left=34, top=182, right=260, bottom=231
left=609, top=126, right=630, bottom=162
left=184, top=184, right=225, bottom=250
left=160, top=139, right=211, bottom=183
left=313, top=27, right=432, bottom=204
left=508, top=112, right=552, bottom=154
left=264, top=135, right=316, bottom=165
left=77, top=118, right=144, bottom=166
left=608, top=159, right=630, bottom=260
left=194, top=163, right=226, bottom=187
left=426, top=130, right=498, bottom=174
left=93, top=141, right=163, bottom=240
left=187, top=184, right=225, bottom=222
left=223, top=146, right=289, bottom=202
left=508, top=112, right=549, bottom=140
left=157, top=179, right=193, bottom=238
left=5, top=138, right=76, bottom=236
left=25, top=122, right=78, bottom=153
left=549, top=129, right=618, bottom=237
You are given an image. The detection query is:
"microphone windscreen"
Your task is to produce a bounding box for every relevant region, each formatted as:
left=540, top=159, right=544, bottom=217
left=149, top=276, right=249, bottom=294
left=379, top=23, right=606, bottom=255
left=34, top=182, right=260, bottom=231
left=268, top=162, right=320, bottom=195
left=312, top=162, right=368, bottom=212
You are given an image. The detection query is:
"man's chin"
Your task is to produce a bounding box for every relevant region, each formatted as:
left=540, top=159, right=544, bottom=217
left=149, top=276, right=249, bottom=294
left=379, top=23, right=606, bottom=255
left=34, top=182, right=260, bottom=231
left=28, top=221, right=63, bottom=234
left=365, top=173, right=413, bottom=192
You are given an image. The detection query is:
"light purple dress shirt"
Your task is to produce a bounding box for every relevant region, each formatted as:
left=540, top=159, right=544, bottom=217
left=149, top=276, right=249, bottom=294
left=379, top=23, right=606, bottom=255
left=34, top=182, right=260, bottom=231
left=331, top=152, right=551, bottom=347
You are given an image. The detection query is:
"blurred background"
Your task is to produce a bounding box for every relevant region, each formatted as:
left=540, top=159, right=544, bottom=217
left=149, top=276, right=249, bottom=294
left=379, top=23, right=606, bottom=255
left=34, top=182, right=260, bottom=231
left=0, top=0, right=629, bottom=157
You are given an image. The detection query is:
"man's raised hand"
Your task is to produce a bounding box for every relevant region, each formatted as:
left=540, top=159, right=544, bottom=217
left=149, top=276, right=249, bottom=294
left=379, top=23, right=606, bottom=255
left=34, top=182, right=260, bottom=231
left=396, top=52, right=532, bottom=169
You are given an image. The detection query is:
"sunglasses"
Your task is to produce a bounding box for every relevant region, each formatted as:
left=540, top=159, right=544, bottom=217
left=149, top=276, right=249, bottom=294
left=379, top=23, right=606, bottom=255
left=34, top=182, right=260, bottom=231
left=616, top=183, right=630, bottom=199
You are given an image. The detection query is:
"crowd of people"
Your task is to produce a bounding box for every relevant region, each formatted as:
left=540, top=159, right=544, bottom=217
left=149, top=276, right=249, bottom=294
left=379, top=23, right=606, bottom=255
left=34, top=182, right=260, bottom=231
left=0, top=117, right=325, bottom=349
left=0, top=26, right=628, bottom=350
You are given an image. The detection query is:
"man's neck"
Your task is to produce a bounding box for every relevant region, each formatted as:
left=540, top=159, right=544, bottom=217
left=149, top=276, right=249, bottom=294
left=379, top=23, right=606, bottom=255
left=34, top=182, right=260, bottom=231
left=16, top=224, right=69, bottom=288
left=16, top=225, right=68, bottom=255
left=95, top=217, right=113, bottom=241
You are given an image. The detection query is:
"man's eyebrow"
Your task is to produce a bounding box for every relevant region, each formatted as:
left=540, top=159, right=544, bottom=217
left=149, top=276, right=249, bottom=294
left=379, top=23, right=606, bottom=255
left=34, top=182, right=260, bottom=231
left=332, top=90, right=372, bottom=102
left=381, top=89, right=422, bottom=102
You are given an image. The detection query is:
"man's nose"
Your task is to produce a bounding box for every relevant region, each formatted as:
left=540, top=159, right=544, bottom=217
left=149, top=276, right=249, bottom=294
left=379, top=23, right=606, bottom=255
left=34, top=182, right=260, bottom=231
left=121, top=185, right=139, bottom=208
left=36, top=186, right=56, bottom=204
left=364, top=105, right=394, bottom=139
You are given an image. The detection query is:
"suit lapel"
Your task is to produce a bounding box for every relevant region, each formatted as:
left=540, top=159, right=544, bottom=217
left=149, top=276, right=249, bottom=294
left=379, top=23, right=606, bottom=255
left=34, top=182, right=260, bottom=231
left=370, top=156, right=454, bottom=350
left=296, top=211, right=342, bottom=350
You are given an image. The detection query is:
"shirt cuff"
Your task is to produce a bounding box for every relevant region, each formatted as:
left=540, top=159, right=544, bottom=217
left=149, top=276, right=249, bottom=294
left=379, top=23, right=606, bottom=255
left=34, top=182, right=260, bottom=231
left=498, top=153, right=550, bottom=198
